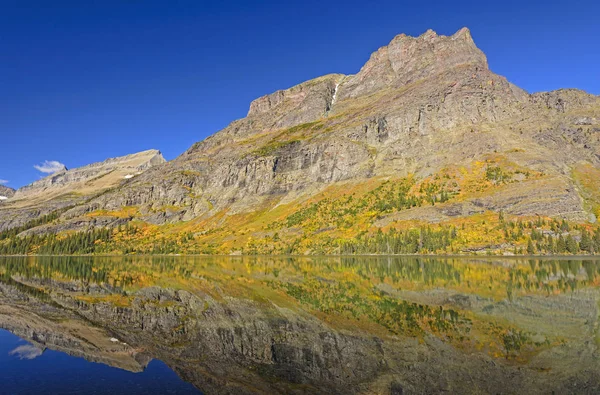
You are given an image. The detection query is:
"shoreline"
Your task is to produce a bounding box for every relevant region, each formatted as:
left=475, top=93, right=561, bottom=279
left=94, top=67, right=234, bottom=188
left=0, top=253, right=599, bottom=260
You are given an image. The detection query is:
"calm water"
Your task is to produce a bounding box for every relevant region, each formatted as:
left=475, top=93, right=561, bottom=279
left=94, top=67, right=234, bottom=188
left=0, top=255, right=599, bottom=394
left=0, top=329, right=200, bottom=394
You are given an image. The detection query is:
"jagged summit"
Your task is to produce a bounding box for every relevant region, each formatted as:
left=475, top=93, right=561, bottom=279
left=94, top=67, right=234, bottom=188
left=244, top=27, right=491, bottom=131
left=338, top=27, right=488, bottom=100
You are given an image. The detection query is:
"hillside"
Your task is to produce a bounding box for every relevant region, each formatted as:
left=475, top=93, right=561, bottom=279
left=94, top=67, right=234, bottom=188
left=1, top=28, right=600, bottom=255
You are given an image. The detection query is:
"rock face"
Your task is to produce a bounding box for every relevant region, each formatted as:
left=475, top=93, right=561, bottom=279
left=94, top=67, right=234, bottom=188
left=337, top=27, right=489, bottom=101
left=2, top=27, right=600, bottom=236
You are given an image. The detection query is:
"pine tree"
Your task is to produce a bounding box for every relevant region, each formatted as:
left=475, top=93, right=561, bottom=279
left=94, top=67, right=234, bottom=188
left=592, top=229, right=600, bottom=253
left=566, top=235, right=579, bottom=254
left=527, top=238, right=535, bottom=255
left=557, top=236, right=567, bottom=254
left=580, top=230, right=592, bottom=253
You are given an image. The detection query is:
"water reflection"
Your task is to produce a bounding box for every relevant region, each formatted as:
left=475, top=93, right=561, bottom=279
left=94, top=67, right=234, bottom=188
left=0, top=256, right=599, bottom=394
left=9, top=344, right=43, bottom=360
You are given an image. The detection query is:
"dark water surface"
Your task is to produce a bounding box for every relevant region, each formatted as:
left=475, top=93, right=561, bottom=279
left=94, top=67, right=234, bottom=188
left=0, top=329, right=200, bottom=394
left=0, top=255, right=599, bottom=394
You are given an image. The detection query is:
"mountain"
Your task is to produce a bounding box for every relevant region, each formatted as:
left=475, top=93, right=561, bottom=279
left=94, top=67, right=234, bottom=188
left=1, top=28, right=600, bottom=255
left=0, top=185, right=15, bottom=200
left=0, top=149, right=165, bottom=232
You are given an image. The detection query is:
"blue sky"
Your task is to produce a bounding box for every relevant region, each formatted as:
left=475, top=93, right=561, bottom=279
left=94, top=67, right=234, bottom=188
left=1, top=0, right=599, bottom=188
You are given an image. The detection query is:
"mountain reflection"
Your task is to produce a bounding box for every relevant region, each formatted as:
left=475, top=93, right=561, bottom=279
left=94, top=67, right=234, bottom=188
left=0, top=256, right=599, bottom=394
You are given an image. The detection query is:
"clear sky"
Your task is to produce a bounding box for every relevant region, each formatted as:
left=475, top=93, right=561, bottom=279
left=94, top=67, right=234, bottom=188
left=1, top=0, right=599, bottom=188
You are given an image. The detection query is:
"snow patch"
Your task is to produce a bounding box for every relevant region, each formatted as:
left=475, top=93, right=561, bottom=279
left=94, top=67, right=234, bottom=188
left=0, top=196, right=8, bottom=201
left=110, top=337, right=119, bottom=342
left=123, top=174, right=134, bottom=179
left=331, top=83, right=340, bottom=106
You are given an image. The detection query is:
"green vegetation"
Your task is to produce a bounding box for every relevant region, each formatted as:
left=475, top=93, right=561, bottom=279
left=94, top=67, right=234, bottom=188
left=498, top=215, right=600, bottom=255
left=0, top=207, right=72, bottom=241
left=277, top=178, right=443, bottom=232
left=485, top=165, right=512, bottom=184
left=272, top=278, right=467, bottom=336
left=0, top=227, right=113, bottom=255
left=340, top=227, right=458, bottom=254
left=0, top=224, right=136, bottom=255
left=252, top=139, right=300, bottom=157
left=251, top=121, right=324, bottom=157
left=1, top=167, right=599, bottom=257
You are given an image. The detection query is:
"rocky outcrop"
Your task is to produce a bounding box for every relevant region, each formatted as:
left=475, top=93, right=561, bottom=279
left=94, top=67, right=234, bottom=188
left=337, top=27, right=489, bottom=101
left=248, top=74, right=345, bottom=129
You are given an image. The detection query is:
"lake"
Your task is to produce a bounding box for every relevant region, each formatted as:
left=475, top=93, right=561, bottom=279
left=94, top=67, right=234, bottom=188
left=0, top=255, right=599, bottom=394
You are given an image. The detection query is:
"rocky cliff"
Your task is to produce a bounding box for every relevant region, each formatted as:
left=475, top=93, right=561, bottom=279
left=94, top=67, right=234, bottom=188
left=1, top=28, right=600, bottom=254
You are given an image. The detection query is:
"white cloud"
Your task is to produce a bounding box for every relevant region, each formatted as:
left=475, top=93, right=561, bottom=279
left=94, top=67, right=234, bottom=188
left=9, top=344, right=43, bottom=360
left=0, top=179, right=7, bottom=185
left=34, top=160, right=66, bottom=174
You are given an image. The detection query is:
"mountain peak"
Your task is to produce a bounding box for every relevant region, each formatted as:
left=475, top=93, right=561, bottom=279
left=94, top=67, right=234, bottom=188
left=338, top=27, right=487, bottom=100
left=12, top=149, right=166, bottom=202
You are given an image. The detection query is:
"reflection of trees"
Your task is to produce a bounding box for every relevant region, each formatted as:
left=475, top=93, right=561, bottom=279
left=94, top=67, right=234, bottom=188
left=507, top=259, right=600, bottom=300
left=1, top=256, right=110, bottom=284
left=2, top=255, right=598, bottom=364
left=1, top=256, right=598, bottom=303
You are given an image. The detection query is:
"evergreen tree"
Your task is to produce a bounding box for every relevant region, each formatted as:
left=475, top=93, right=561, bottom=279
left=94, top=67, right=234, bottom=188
left=580, top=230, right=592, bottom=253
left=556, top=236, right=567, bottom=254
left=527, top=238, right=535, bottom=255
left=566, top=235, right=579, bottom=254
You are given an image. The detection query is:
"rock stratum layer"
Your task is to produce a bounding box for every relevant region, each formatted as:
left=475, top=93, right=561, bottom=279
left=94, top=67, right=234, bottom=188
left=1, top=27, right=599, bottom=254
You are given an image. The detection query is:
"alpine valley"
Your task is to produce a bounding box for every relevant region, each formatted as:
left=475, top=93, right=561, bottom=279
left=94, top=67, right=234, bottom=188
left=2, top=28, right=600, bottom=256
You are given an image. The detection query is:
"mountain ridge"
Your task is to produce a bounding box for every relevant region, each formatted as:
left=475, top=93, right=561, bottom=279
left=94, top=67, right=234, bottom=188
left=12, top=149, right=165, bottom=201
left=1, top=27, right=600, bottom=255
left=0, top=149, right=165, bottom=232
